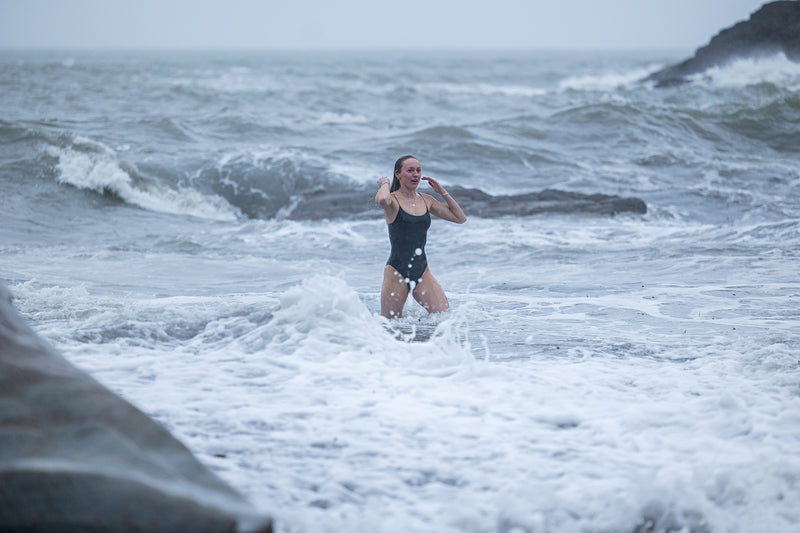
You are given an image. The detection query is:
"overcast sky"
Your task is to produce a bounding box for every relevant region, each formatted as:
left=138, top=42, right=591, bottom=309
left=0, top=0, right=770, bottom=52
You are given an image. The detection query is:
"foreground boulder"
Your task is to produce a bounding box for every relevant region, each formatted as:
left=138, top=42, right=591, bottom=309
left=0, top=283, right=272, bottom=532
left=647, top=1, right=800, bottom=86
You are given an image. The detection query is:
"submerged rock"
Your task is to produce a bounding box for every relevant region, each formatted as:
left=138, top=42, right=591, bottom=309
left=0, top=284, right=272, bottom=532
left=647, top=1, right=800, bottom=86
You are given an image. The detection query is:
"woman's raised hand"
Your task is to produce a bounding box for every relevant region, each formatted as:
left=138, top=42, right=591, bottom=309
left=421, top=176, right=445, bottom=195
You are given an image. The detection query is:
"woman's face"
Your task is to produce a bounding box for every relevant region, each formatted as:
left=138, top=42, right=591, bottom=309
left=395, top=158, right=421, bottom=190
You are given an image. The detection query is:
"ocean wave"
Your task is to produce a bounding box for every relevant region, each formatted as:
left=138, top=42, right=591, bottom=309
left=47, top=136, right=238, bottom=221
left=194, top=146, right=342, bottom=219
left=0, top=119, right=62, bottom=147
left=558, top=64, right=665, bottom=91
left=691, top=53, right=800, bottom=89
left=169, top=68, right=280, bottom=95
left=422, top=82, right=547, bottom=98
left=713, top=92, right=800, bottom=154
left=313, top=112, right=369, bottom=126
left=131, top=116, right=199, bottom=143
left=401, top=124, right=560, bottom=184
left=411, top=124, right=478, bottom=142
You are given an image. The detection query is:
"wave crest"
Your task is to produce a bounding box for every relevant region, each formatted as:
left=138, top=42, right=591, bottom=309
left=559, top=64, right=665, bottom=91
left=48, top=136, right=238, bottom=221
left=692, top=53, right=800, bottom=88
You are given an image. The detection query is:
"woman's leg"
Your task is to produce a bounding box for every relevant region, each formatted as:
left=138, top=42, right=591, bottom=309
left=412, top=267, right=450, bottom=314
left=381, top=265, right=410, bottom=318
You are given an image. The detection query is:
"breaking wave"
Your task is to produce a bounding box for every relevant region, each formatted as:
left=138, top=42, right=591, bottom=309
left=47, top=136, right=238, bottom=221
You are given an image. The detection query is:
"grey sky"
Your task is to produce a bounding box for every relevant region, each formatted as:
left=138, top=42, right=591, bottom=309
left=0, top=0, right=769, bottom=52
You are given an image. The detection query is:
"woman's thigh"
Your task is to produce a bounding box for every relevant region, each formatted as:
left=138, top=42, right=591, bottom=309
left=381, top=265, right=409, bottom=318
left=412, top=268, right=449, bottom=313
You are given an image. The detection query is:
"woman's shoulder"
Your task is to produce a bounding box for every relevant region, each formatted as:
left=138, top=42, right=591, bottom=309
left=420, top=193, right=438, bottom=209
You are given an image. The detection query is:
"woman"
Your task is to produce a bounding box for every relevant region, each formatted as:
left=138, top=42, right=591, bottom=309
left=375, top=155, right=466, bottom=319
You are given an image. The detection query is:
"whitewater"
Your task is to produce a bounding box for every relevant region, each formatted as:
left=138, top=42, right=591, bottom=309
left=1, top=49, right=799, bottom=532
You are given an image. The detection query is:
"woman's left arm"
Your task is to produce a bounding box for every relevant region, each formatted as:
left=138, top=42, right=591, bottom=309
left=422, top=176, right=467, bottom=224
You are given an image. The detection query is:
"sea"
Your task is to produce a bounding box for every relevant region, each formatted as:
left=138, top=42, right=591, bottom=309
left=1, top=49, right=799, bottom=533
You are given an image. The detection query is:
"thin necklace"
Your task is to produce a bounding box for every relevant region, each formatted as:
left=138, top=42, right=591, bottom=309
left=400, top=191, right=419, bottom=207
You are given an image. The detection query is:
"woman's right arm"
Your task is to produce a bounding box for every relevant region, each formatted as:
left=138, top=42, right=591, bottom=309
left=375, top=177, right=397, bottom=223
left=375, top=176, right=392, bottom=208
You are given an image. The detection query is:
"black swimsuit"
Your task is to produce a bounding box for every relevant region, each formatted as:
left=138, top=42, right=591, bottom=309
left=386, top=198, right=431, bottom=289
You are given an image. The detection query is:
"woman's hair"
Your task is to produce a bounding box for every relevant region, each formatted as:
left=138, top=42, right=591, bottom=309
left=390, top=155, right=416, bottom=192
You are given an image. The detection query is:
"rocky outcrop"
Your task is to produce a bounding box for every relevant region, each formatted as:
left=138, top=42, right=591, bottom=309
left=0, top=283, right=272, bottom=533
left=647, top=1, right=800, bottom=86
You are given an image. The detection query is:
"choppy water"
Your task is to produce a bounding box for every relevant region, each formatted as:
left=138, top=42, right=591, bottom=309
left=2, top=49, right=799, bottom=532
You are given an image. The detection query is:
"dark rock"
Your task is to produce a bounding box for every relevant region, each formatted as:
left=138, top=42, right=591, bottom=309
left=441, top=187, right=647, bottom=217
left=647, top=1, right=800, bottom=87
left=0, top=284, right=272, bottom=533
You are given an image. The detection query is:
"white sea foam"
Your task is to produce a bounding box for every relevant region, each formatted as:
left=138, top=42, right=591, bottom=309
left=558, top=64, right=663, bottom=91
left=12, top=258, right=799, bottom=533
left=694, top=52, right=800, bottom=88
left=213, top=144, right=323, bottom=172
left=49, top=137, right=238, bottom=221
left=423, top=82, right=547, bottom=98
left=314, top=112, right=369, bottom=126
left=171, top=67, right=280, bottom=94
